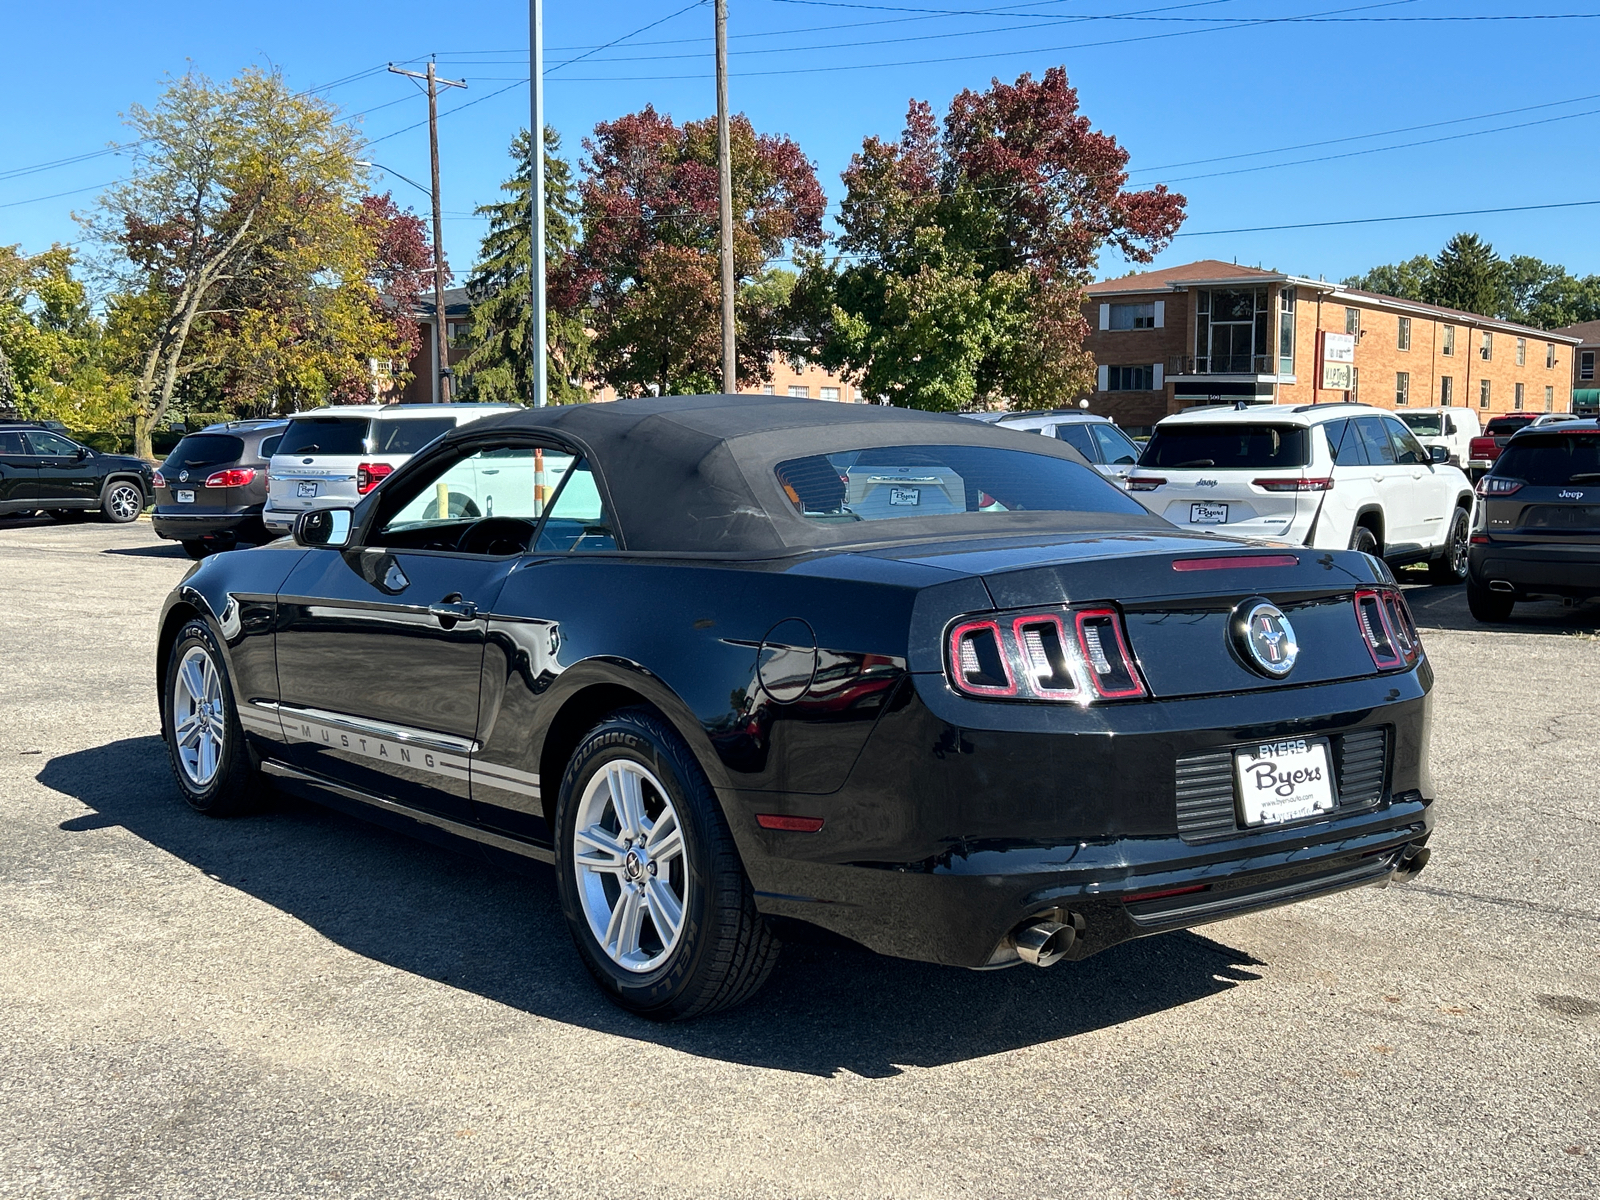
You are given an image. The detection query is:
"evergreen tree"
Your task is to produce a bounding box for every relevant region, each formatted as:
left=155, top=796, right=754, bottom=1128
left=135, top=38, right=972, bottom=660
left=460, top=128, right=589, bottom=404
left=1428, top=232, right=1501, bottom=316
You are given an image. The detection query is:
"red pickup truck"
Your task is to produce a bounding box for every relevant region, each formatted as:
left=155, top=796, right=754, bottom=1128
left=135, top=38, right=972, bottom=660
left=1467, top=413, right=1580, bottom=477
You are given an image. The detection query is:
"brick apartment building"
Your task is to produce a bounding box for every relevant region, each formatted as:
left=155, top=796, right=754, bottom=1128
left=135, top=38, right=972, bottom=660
left=1083, top=260, right=1581, bottom=434
left=1549, top=319, right=1600, bottom=416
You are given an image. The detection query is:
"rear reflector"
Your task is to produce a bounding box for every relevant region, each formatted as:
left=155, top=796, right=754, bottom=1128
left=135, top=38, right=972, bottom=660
left=202, top=467, right=256, bottom=488
left=1253, top=477, right=1334, bottom=492
left=1172, top=554, right=1299, bottom=572
left=1123, top=884, right=1208, bottom=905
left=357, top=462, right=394, bottom=494
left=756, top=814, right=824, bottom=832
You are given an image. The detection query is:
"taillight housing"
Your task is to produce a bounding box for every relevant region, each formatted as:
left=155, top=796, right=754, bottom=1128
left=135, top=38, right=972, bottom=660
left=1476, top=475, right=1522, bottom=496
left=948, top=606, right=1147, bottom=703
left=357, top=462, right=394, bottom=494
left=1253, top=477, right=1334, bottom=492
left=202, top=467, right=256, bottom=488
left=1353, top=587, right=1422, bottom=671
left=1125, top=475, right=1166, bottom=492
left=151, top=470, right=166, bottom=488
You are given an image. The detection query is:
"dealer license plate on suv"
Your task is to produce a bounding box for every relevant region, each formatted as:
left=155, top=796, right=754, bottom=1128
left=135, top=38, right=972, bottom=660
left=1190, top=501, right=1228, bottom=524
left=175, top=490, right=194, bottom=504
left=297, top=481, right=318, bottom=498
left=1234, top=738, right=1335, bottom=827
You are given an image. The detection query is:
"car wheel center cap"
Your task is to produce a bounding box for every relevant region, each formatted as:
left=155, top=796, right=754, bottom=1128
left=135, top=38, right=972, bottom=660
left=623, top=848, right=646, bottom=881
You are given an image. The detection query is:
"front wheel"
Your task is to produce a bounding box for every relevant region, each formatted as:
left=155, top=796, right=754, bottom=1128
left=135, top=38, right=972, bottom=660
left=554, top=708, right=779, bottom=1020
left=1467, top=577, right=1515, bottom=623
left=101, top=480, right=145, bottom=523
left=1427, top=508, right=1471, bottom=585
left=163, top=620, right=264, bottom=815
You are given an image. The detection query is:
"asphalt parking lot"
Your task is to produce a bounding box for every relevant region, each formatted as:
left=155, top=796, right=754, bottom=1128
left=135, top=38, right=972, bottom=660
left=0, top=516, right=1596, bottom=1200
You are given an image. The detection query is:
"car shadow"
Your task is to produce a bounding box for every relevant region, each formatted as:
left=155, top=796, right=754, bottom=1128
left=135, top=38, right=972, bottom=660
left=1400, top=575, right=1600, bottom=635
left=103, top=542, right=190, bottom=558
left=40, top=737, right=1266, bottom=1078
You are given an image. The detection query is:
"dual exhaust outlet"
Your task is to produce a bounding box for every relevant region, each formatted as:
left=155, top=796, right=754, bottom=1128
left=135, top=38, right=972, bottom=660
left=1012, top=909, right=1086, bottom=968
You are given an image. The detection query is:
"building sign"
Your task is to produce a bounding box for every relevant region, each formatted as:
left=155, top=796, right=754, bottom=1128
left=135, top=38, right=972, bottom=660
left=1321, top=362, right=1353, bottom=390
left=1323, top=332, right=1355, bottom=363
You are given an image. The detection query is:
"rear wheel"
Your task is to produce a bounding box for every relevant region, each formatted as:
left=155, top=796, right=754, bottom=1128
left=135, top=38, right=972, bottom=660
left=1467, top=577, right=1515, bottom=622
left=182, top=540, right=210, bottom=559
left=1348, top=524, right=1380, bottom=557
left=554, top=708, right=779, bottom=1020
left=162, top=620, right=264, bottom=815
left=100, top=480, right=145, bottom=523
left=1427, top=508, right=1471, bottom=585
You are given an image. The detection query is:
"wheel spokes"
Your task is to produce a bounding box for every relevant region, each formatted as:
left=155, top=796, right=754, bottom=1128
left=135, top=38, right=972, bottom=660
left=605, top=886, right=645, bottom=959
left=646, top=811, right=684, bottom=867
left=575, top=824, right=627, bottom=873
left=644, top=877, right=684, bottom=945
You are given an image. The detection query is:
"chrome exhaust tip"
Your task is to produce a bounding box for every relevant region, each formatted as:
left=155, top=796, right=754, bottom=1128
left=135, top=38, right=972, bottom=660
left=1013, top=919, right=1076, bottom=967
left=1488, top=580, right=1515, bottom=593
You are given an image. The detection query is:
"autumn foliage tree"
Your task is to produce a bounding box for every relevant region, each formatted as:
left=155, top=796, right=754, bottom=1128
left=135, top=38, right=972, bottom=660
left=556, top=106, right=825, bottom=396
left=793, top=68, right=1185, bottom=410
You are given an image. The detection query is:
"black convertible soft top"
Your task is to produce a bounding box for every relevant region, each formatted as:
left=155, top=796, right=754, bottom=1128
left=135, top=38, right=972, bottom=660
left=456, top=394, right=1166, bottom=555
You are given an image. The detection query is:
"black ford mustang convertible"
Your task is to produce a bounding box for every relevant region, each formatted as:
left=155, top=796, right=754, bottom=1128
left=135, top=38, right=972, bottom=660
left=157, top=395, right=1434, bottom=1018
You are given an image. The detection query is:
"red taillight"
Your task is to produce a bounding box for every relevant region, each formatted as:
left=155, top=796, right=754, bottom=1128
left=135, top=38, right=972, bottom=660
left=947, top=606, right=1147, bottom=703
left=357, top=462, right=394, bottom=494
left=756, top=814, right=824, bottom=832
left=1470, top=534, right=1490, bottom=545
left=1125, top=475, right=1166, bottom=492
left=1476, top=475, right=1522, bottom=496
left=151, top=470, right=166, bottom=488
left=202, top=467, right=256, bottom=488
left=1172, top=554, right=1299, bottom=572
left=1253, top=477, right=1334, bottom=492
left=1354, top=588, right=1420, bottom=671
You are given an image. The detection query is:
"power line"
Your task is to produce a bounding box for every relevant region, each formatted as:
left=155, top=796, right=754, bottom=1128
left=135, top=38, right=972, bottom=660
left=0, top=180, right=124, bottom=209
left=549, top=0, right=709, bottom=72
left=1175, top=198, right=1600, bottom=237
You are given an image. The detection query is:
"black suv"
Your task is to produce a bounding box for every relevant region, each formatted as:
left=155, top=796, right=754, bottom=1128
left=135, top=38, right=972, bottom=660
left=152, top=419, right=287, bottom=557
left=0, top=423, right=153, bottom=523
left=1469, top=418, right=1600, bottom=621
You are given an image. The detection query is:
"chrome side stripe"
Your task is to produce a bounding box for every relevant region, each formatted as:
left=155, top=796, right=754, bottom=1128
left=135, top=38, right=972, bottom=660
left=472, top=759, right=542, bottom=799
left=263, top=702, right=479, bottom=755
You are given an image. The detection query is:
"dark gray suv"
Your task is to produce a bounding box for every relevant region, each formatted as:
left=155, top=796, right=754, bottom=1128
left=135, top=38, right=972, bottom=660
left=152, top=420, right=287, bottom=557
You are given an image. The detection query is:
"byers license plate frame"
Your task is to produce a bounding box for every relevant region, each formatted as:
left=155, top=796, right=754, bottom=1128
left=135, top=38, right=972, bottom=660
left=175, top=490, right=195, bottom=504
left=1190, top=501, right=1228, bottom=524
left=297, top=481, right=318, bottom=498
left=1234, top=738, right=1335, bottom=827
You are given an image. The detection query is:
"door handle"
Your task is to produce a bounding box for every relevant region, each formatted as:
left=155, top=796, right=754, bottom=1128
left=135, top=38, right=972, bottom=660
left=428, top=597, right=478, bottom=624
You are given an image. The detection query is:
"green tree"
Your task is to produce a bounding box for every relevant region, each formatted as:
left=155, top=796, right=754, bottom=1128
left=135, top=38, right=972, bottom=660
left=459, top=128, right=589, bottom=404
left=1342, top=254, right=1434, bottom=303
left=1429, top=232, right=1501, bottom=316
left=794, top=69, right=1185, bottom=411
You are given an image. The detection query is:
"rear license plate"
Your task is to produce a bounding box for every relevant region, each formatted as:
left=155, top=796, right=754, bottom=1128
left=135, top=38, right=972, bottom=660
left=888, top=487, right=920, bottom=506
left=1235, top=739, right=1334, bottom=827
left=175, top=490, right=194, bottom=504
left=297, top=481, right=318, bottom=498
left=1190, top=501, right=1228, bottom=524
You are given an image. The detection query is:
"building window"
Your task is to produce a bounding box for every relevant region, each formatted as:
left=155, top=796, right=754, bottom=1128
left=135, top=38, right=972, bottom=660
left=1109, top=302, right=1156, bottom=330
left=1480, top=379, right=1492, bottom=409
left=1548, top=343, right=1558, bottom=369
left=1195, top=288, right=1269, bottom=373
left=820, top=386, right=840, bottom=401
left=853, top=388, right=864, bottom=402
left=1397, top=316, right=1411, bottom=351
left=1546, top=385, right=1555, bottom=412
left=1480, top=331, right=1493, bottom=361
left=1278, top=287, right=1296, bottom=375
left=1395, top=371, right=1410, bottom=407
left=788, top=385, right=810, bottom=398
left=1345, top=307, right=1360, bottom=336
left=1516, top=337, right=1527, bottom=366
left=1350, top=366, right=1359, bottom=403
left=1582, top=351, right=1595, bottom=381
left=1515, top=382, right=1525, bottom=409
left=761, top=384, right=776, bottom=395
left=1443, top=326, right=1455, bottom=356
left=1440, top=376, right=1453, bottom=407
left=1108, top=365, right=1156, bottom=391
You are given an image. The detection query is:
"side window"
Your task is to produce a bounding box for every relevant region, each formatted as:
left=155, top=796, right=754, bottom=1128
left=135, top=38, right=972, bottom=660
left=536, top=460, right=618, bottom=552
left=258, top=436, right=282, bottom=458
left=1090, top=423, right=1139, bottom=465
left=1323, top=419, right=1367, bottom=466
left=1354, top=416, right=1396, bottom=465
left=372, top=443, right=579, bottom=548
left=1384, top=419, right=1429, bottom=465
left=1054, top=422, right=1099, bottom=461
left=24, top=430, right=81, bottom=456
left=0, top=432, right=27, bottom=455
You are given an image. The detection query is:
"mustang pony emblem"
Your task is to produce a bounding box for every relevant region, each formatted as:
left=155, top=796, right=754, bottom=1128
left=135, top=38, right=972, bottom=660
left=1233, top=599, right=1299, bottom=678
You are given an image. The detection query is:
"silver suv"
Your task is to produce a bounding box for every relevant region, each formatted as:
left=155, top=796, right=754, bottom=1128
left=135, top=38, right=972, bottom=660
left=963, top=411, right=1143, bottom=484
left=263, top=403, right=516, bottom=535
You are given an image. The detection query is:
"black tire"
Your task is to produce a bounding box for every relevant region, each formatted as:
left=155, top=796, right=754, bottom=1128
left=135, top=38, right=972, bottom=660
left=421, top=494, right=481, bottom=521
left=1467, top=577, right=1515, bottom=623
left=181, top=540, right=211, bottom=559
left=1427, top=507, right=1471, bottom=585
left=162, top=619, right=264, bottom=816
left=554, top=708, right=779, bottom=1020
left=1348, top=524, right=1380, bottom=557
left=100, top=479, right=145, bottom=523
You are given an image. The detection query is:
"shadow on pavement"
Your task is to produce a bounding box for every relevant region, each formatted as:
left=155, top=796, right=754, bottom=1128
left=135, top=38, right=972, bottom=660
left=1400, top=575, right=1600, bottom=635
left=103, top=541, right=189, bottom=558
left=40, top=736, right=1265, bottom=1078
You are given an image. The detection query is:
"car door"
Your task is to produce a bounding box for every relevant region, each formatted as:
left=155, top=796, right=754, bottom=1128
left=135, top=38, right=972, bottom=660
left=271, top=439, right=547, bottom=821
left=0, top=431, right=39, bottom=509
left=1089, top=422, right=1141, bottom=485
left=1383, top=415, right=1454, bottom=550
left=1349, top=416, right=1413, bottom=551
left=24, top=430, right=100, bottom=504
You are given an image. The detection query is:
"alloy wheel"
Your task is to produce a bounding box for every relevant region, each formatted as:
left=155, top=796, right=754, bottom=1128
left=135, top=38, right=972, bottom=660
left=107, top=484, right=142, bottom=521
left=1448, top=514, right=1469, bottom=576
left=571, top=760, right=689, bottom=973
left=172, top=645, right=227, bottom=788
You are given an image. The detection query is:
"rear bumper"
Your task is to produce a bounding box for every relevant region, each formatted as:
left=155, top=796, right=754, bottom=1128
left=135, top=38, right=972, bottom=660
left=152, top=509, right=265, bottom=540
left=1470, top=542, right=1600, bottom=597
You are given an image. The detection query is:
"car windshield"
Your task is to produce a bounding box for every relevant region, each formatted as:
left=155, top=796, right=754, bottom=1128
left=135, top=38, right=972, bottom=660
left=1399, top=414, right=1443, bottom=437
left=372, top=417, right=455, bottom=455
left=774, top=445, right=1146, bottom=522
left=1486, top=416, right=1537, bottom=436
left=1140, top=424, right=1310, bottom=469
left=276, top=416, right=370, bottom=457
left=163, top=434, right=244, bottom=469
left=1494, top=433, right=1600, bottom=485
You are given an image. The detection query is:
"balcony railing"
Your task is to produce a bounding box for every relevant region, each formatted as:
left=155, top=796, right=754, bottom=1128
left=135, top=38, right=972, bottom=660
left=1168, top=354, right=1273, bottom=376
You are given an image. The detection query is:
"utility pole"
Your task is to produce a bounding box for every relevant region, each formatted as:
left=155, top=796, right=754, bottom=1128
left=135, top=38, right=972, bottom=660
left=715, top=0, right=736, bottom=395
left=388, top=60, right=466, bottom=403
left=530, top=0, right=547, bottom=407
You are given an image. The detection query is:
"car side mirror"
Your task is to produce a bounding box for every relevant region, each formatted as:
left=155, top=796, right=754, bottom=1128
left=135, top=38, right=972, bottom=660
left=294, top=508, right=353, bottom=548
left=1429, top=445, right=1449, bottom=464
left=75, top=446, right=89, bottom=459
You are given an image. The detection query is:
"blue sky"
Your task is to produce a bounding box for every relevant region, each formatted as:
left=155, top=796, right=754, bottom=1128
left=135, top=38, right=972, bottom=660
left=5, top=0, right=1599, bottom=292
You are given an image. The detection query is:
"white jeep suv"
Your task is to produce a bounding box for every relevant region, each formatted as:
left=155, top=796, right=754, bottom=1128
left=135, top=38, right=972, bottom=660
left=263, top=403, right=517, bottom=536
left=1128, top=403, right=1475, bottom=583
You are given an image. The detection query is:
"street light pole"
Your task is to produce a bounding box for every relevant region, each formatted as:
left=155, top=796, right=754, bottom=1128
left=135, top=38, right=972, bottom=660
left=530, top=0, right=547, bottom=407
left=715, top=0, right=735, bottom=395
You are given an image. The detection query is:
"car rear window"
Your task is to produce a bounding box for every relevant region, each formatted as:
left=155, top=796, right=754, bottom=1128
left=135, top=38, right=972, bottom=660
left=275, top=416, right=370, bottom=457
left=1398, top=413, right=1443, bottom=437
left=1140, top=424, right=1310, bottom=469
left=1486, top=416, right=1537, bottom=436
left=774, top=445, right=1146, bottom=522
left=163, top=434, right=244, bottom=469
left=1493, top=433, right=1600, bottom=486
left=372, top=417, right=456, bottom=455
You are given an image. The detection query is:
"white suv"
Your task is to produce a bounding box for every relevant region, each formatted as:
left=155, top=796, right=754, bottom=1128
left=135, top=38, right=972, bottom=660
left=1128, top=403, right=1475, bottom=583
left=262, top=403, right=517, bottom=536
